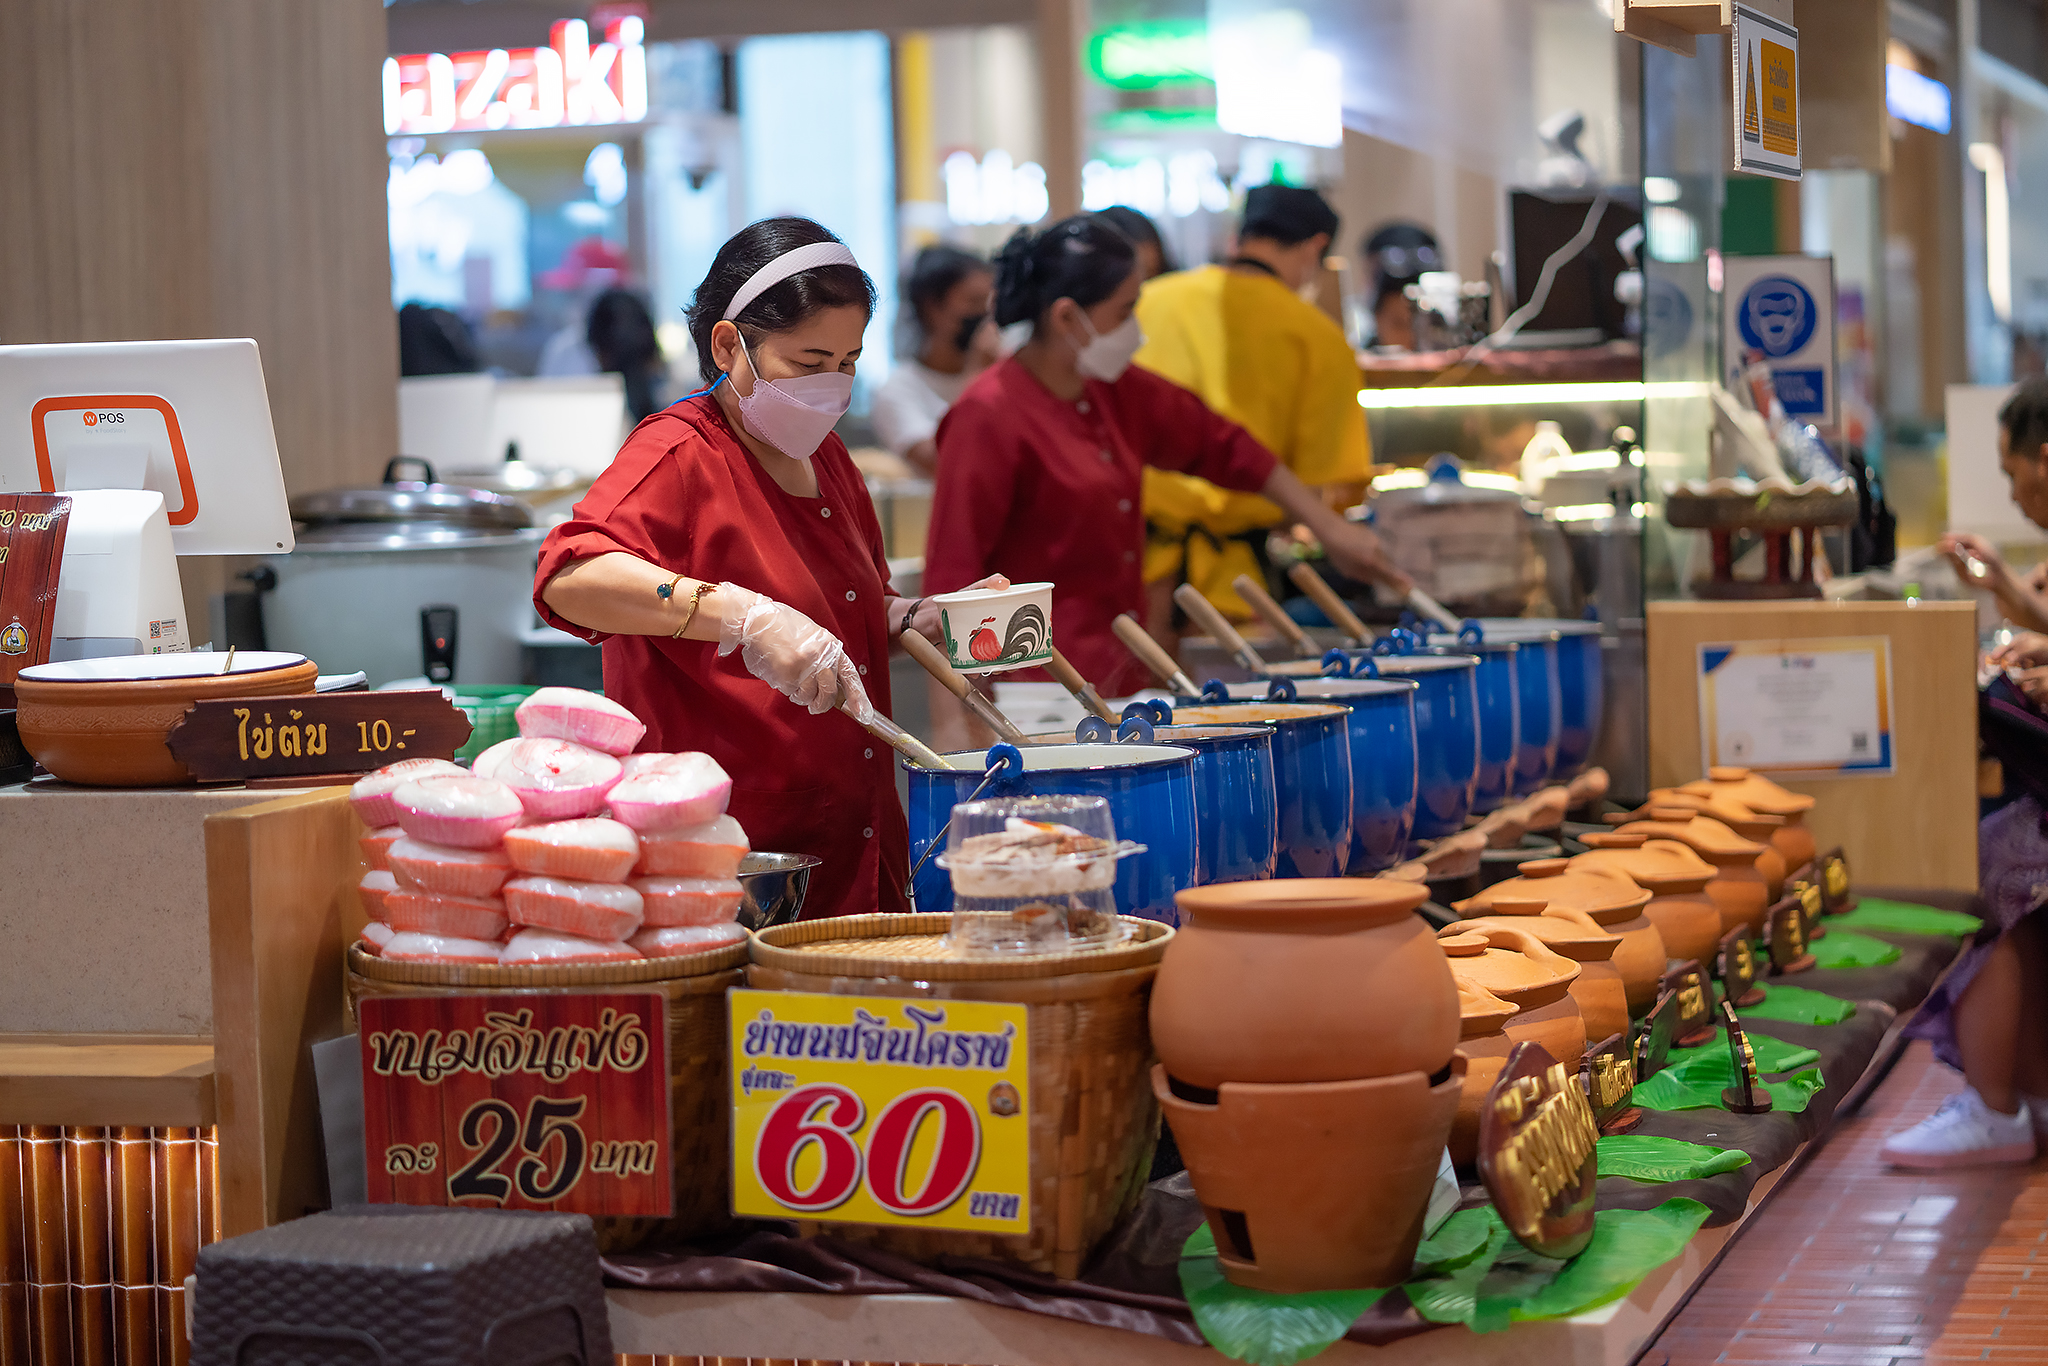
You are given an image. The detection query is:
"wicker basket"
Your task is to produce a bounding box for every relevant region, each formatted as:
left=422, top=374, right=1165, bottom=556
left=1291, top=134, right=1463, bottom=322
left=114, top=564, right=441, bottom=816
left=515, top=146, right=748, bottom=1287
left=345, top=941, right=746, bottom=1251
left=746, top=913, right=1171, bottom=1280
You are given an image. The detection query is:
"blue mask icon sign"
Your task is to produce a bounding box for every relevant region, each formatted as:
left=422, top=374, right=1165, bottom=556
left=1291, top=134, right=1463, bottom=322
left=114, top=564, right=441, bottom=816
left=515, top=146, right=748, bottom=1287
left=1736, top=275, right=1817, bottom=358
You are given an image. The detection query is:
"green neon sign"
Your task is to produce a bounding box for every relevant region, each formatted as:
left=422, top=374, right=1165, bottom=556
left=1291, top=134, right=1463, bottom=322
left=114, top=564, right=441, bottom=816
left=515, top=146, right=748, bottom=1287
left=1086, top=20, right=1212, bottom=89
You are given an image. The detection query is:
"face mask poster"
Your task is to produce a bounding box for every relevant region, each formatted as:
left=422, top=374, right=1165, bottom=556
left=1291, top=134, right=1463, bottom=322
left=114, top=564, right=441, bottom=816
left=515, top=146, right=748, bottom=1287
left=1697, top=636, right=1893, bottom=778
left=1723, top=254, right=1837, bottom=428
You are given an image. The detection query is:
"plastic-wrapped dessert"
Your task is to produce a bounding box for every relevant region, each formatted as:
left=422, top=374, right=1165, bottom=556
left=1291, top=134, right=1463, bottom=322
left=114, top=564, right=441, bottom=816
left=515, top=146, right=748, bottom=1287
left=937, top=797, right=1141, bottom=953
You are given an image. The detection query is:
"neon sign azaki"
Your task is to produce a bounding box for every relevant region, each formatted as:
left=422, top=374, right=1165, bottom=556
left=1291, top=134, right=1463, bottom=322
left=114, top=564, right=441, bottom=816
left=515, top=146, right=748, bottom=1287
left=383, top=16, right=648, bottom=135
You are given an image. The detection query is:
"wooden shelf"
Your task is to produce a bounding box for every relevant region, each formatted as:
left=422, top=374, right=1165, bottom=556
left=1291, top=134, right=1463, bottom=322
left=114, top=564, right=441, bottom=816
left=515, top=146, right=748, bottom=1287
left=0, top=1034, right=216, bottom=1127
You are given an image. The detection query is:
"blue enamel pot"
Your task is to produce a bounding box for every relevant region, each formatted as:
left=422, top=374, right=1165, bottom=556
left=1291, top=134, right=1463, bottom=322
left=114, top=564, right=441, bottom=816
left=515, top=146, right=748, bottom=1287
left=1334, top=649, right=1481, bottom=840
left=1166, top=698, right=1354, bottom=879
left=1269, top=676, right=1419, bottom=875
left=1484, top=620, right=1604, bottom=779
left=1410, top=631, right=1521, bottom=812
left=1432, top=624, right=1557, bottom=795
left=904, top=742, right=1199, bottom=925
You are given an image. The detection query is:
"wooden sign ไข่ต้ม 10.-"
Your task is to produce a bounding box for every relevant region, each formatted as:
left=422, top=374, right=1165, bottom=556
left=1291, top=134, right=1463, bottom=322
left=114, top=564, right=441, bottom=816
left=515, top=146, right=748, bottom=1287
left=1635, top=987, right=1684, bottom=1081
left=1719, top=1000, right=1773, bottom=1114
left=1820, top=848, right=1854, bottom=914
left=165, top=689, right=472, bottom=781
left=1767, top=895, right=1816, bottom=975
left=1580, top=1031, right=1641, bottom=1135
left=1717, top=926, right=1765, bottom=1007
left=1659, top=960, right=1720, bottom=1048
left=1478, top=1042, right=1598, bottom=1259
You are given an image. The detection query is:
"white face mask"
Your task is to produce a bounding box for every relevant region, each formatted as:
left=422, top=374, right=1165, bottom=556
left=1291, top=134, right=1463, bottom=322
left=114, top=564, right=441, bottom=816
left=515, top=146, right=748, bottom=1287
left=1073, top=313, right=1145, bottom=383
left=730, top=333, right=854, bottom=460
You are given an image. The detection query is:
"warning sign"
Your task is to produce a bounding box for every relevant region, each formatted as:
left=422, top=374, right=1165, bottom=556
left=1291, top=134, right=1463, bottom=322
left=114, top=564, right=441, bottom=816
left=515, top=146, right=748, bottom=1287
left=1732, top=6, right=1800, bottom=180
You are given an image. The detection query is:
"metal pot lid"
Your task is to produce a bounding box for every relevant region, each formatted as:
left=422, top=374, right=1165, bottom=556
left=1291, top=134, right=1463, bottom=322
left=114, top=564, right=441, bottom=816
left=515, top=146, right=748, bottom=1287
left=289, top=456, right=534, bottom=532
left=286, top=521, right=542, bottom=553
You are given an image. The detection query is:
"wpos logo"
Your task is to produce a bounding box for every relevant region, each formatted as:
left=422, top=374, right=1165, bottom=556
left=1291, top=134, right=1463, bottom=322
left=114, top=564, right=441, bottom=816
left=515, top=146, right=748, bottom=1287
left=80, top=411, right=124, bottom=427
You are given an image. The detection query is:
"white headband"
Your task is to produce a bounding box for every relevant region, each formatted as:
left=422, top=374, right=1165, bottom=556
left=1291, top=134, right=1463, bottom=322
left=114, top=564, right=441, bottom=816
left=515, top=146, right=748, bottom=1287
left=722, top=242, right=861, bottom=321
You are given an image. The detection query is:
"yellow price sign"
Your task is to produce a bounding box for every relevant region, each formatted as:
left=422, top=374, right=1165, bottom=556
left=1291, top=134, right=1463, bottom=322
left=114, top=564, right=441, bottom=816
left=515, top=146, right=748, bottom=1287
left=729, top=990, right=1031, bottom=1233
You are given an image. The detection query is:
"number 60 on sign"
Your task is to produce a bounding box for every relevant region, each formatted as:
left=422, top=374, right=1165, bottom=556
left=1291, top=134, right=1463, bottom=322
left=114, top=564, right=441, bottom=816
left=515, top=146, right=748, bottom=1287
left=729, top=990, right=1031, bottom=1233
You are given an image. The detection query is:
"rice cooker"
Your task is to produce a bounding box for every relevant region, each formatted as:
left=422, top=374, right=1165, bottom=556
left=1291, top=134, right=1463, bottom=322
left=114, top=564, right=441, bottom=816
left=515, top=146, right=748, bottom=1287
left=258, top=459, right=545, bottom=688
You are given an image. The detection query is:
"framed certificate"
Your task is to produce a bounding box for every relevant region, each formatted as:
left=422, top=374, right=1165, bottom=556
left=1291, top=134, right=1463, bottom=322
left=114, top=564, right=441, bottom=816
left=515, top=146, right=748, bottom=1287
left=1698, top=636, right=1893, bottom=777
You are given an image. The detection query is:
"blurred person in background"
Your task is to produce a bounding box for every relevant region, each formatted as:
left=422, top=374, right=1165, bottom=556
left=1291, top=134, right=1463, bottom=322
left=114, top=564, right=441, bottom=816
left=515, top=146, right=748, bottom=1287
left=397, top=302, right=480, bottom=376
left=872, top=245, right=997, bottom=475
left=1095, top=205, right=1174, bottom=281
left=1134, top=184, right=1374, bottom=642
left=586, top=288, right=668, bottom=422
left=925, top=215, right=1405, bottom=734
left=1361, top=221, right=1441, bottom=352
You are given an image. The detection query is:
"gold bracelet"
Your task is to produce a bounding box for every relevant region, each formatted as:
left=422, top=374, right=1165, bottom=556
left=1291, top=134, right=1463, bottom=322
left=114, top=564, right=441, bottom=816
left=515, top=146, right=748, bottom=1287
left=655, top=571, right=685, bottom=600
left=672, top=581, right=716, bottom=638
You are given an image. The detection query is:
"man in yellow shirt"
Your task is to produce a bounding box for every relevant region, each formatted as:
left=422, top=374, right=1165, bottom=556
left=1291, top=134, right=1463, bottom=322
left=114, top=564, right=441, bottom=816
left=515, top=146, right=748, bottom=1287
left=1135, top=184, right=1372, bottom=625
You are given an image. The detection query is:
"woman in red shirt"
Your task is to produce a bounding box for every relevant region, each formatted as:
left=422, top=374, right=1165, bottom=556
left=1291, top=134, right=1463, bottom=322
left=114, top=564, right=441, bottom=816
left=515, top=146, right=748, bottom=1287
left=926, top=215, right=1404, bottom=699
left=535, top=217, right=1001, bottom=919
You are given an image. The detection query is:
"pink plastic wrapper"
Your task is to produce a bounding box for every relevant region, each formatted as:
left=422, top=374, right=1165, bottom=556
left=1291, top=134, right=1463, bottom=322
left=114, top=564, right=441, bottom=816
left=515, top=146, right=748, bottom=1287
left=606, top=752, right=732, bottom=832
left=630, top=875, right=744, bottom=927
left=515, top=687, right=646, bottom=756
left=628, top=922, right=747, bottom=958
left=503, top=817, right=640, bottom=883
left=473, top=736, right=623, bottom=819
left=359, top=921, right=397, bottom=956
left=386, top=836, right=513, bottom=898
left=386, top=890, right=510, bottom=941
left=357, top=869, right=399, bottom=921
left=634, top=814, right=750, bottom=878
left=500, top=927, right=640, bottom=965
left=391, top=775, right=524, bottom=849
left=358, top=825, right=403, bottom=872
left=383, top=931, right=503, bottom=965
left=349, top=758, right=466, bottom=828
left=502, top=875, right=645, bottom=942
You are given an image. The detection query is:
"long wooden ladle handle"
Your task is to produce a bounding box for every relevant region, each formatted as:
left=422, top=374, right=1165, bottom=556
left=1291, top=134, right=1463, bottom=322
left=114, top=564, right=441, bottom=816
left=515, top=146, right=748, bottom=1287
left=1046, top=647, right=1117, bottom=723
left=1287, top=561, right=1371, bottom=646
left=1233, top=573, right=1318, bottom=658
left=899, top=629, right=1034, bottom=746
left=1174, top=583, right=1269, bottom=676
left=1113, top=613, right=1198, bottom=695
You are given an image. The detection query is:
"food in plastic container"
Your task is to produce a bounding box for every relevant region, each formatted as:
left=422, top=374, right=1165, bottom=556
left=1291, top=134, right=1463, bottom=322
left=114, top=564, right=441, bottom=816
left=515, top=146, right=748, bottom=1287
left=349, top=758, right=466, bottom=828
left=502, top=875, right=645, bottom=941
left=943, top=817, right=1125, bottom=898
left=390, top=775, right=524, bottom=849
left=635, top=814, right=750, bottom=878
left=386, top=890, right=510, bottom=941
left=503, top=817, right=640, bottom=882
left=609, top=752, right=733, bottom=831
left=358, top=824, right=403, bottom=871
left=629, top=922, right=747, bottom=957
left=500, top=927, right=640, bottom=965
left=385, top=836, right=513, bottom=898
left=631, top=875, right=744, bottom=927
left=472, top=736, right=623, bottom=819
left=515, top=687, right=646, bottom=756
left=357, top=869, right=399, bottom=921
left=382, top=931, right=504, bottom=965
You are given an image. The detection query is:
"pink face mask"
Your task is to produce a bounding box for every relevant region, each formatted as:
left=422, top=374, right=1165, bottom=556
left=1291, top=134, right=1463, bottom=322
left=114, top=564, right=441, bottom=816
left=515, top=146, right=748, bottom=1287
left=731, top=334, right=854, bottom=460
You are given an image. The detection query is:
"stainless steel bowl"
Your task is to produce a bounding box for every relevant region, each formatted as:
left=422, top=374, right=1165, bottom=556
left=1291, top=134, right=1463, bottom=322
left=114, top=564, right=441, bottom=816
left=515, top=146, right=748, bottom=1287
left=736, top=852, right=822, bottom=929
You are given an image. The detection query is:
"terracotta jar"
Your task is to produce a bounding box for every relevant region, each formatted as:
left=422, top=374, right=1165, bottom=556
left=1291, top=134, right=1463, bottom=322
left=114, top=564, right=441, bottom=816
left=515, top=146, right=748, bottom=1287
left=1568, top=832, right=1724, bottom=964
left=1442, top=898, right=1628, bottom=1042
left=1153, top=878, right=1459, bottom=1088
left=1448, top=978, right=1519, bottom=1167
left=1645, top=787, right=1787, bottom=899
left=1439, top=925, right=1586, bottom=1066
left=1615, top=809, right=1770, bottom=937
left=1683, top=766, right=1818, bottom=871
left=1455, top=858, right=1666, bottom=1014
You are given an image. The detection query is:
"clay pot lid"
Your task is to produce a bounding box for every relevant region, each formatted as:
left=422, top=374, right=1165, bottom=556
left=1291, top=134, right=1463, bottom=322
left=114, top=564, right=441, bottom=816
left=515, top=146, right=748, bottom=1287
left=1455, top=977, right=1519, bottom=1038
left=1689, top=766, right=1817, bottom=815
left=1174, top=876, right=1428, bottom=930
left=1437, top=925, right=1580, bottom=1001
left=1616, top=813, right=1764, bottom=863
left=1442, top=909, right=1618, bottom=962
left=1649, top=787, right=1784, bottom=834
left=1460, top=857, right=1651, bottom=925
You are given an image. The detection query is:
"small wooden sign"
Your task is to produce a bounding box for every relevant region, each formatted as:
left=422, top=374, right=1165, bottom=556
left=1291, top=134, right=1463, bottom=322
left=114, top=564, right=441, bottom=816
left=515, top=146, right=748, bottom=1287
left=1718, top=1000, right=1773, bottom=1114
left=1716, top=926, right=1766, bottom=1007
left=166, top=689, right=471, bottom=782
left=1478, top=1042, right=1598, bottom=1260
left=0, top=494, right=71, bottom=703
left=1635, top=989, right=1683, bottom=1081
left=359, top=992, right=672, bottom=1216
left=1580, top=1032, right=1641, bottom=1134
left=1767, top=895, right=1816, bottom=974
left=1796, top=879, right=1827, bottom=941
left=1820, top=848, right=1855, bottom=915
left=1659, top=960, right=1719, bottom=1048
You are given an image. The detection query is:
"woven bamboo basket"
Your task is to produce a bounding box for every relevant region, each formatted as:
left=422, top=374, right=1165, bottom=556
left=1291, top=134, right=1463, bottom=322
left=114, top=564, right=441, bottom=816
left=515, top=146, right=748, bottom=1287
left=345, top=941, right=746, bottom=1251
left=746, top=912, right=1172, bottom=1280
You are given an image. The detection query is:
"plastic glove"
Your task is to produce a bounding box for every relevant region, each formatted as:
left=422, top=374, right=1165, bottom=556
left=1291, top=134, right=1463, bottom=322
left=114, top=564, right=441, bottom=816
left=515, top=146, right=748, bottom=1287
left=715, top=584, right=873, bottom=721
left=1318, top=519, right=1414, bottom=596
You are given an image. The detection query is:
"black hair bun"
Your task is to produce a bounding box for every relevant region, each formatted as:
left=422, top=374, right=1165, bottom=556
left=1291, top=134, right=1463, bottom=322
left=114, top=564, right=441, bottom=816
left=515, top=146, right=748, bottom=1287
left=992, top=227, right=1041, bottom=328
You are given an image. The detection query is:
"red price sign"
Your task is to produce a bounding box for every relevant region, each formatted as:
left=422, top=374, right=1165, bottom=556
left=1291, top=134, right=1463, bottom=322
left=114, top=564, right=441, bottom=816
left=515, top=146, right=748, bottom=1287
left=359, top=992, right=671, bottom=1217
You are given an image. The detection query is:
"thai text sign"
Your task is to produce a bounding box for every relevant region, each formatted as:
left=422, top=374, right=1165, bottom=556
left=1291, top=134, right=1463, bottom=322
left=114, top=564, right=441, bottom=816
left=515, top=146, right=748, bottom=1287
left=1732, top=6, right=1800, bottom=179
left=359, top=992, right=671, bottom=1217
left=729, top=990, right=1031, bottom=1233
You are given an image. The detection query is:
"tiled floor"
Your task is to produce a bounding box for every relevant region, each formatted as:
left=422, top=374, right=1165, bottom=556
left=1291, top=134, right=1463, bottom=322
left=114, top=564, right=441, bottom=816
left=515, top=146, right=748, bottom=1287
left=1650, top=1040, right=2048, bottom=1364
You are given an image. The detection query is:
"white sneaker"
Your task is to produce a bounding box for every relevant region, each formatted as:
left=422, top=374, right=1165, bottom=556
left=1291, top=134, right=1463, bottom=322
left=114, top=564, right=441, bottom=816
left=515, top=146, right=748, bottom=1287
left=2022, top=1092, right=2048, bottom=1146
left=1881, top=1088, right=2037, bottom=1170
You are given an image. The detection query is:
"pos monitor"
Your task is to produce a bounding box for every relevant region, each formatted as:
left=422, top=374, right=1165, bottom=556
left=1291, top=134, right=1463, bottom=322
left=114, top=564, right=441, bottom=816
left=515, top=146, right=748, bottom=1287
left=0, top=338, right=295, bottom=657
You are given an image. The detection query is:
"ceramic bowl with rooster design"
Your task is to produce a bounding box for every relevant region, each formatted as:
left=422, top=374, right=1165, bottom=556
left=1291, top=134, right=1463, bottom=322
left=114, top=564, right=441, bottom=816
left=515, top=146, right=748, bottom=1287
left=933, top=581, right=1054, bottom=674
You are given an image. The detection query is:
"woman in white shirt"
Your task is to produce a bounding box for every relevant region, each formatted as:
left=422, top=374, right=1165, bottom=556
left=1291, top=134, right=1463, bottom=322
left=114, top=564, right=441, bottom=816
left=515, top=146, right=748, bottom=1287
left=872, top=246, right=997, bottom=475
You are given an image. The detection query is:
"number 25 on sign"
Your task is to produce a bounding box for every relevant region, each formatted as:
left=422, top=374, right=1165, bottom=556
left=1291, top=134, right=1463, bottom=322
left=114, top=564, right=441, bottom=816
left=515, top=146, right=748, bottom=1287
left=729, top=990, right=1031, bottom=1233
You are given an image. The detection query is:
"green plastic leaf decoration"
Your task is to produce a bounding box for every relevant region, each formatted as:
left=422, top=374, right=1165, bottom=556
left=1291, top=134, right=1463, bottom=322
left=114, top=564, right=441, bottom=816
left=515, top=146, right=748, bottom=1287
left=1597, top=1135, right=1752, bottom=1182
left=1412, top=1208, right=1495, bottom=1275
left=1510, top=1199, right=1713, bottom=1321
left=1830, top=897, right=1982, bottom=939
left=1808, top=930, right=1903, bottom=970
left=1178, top=1224, right=1389, bottom=1366
left=1633, top=1048, right=1826, bottom=1113
left=1671, top=1030, right=1819, bottom=1074
left=1409, top=1220, right=1515, bottom=1325
left=1739, top=983, right=1857, bottom=1025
